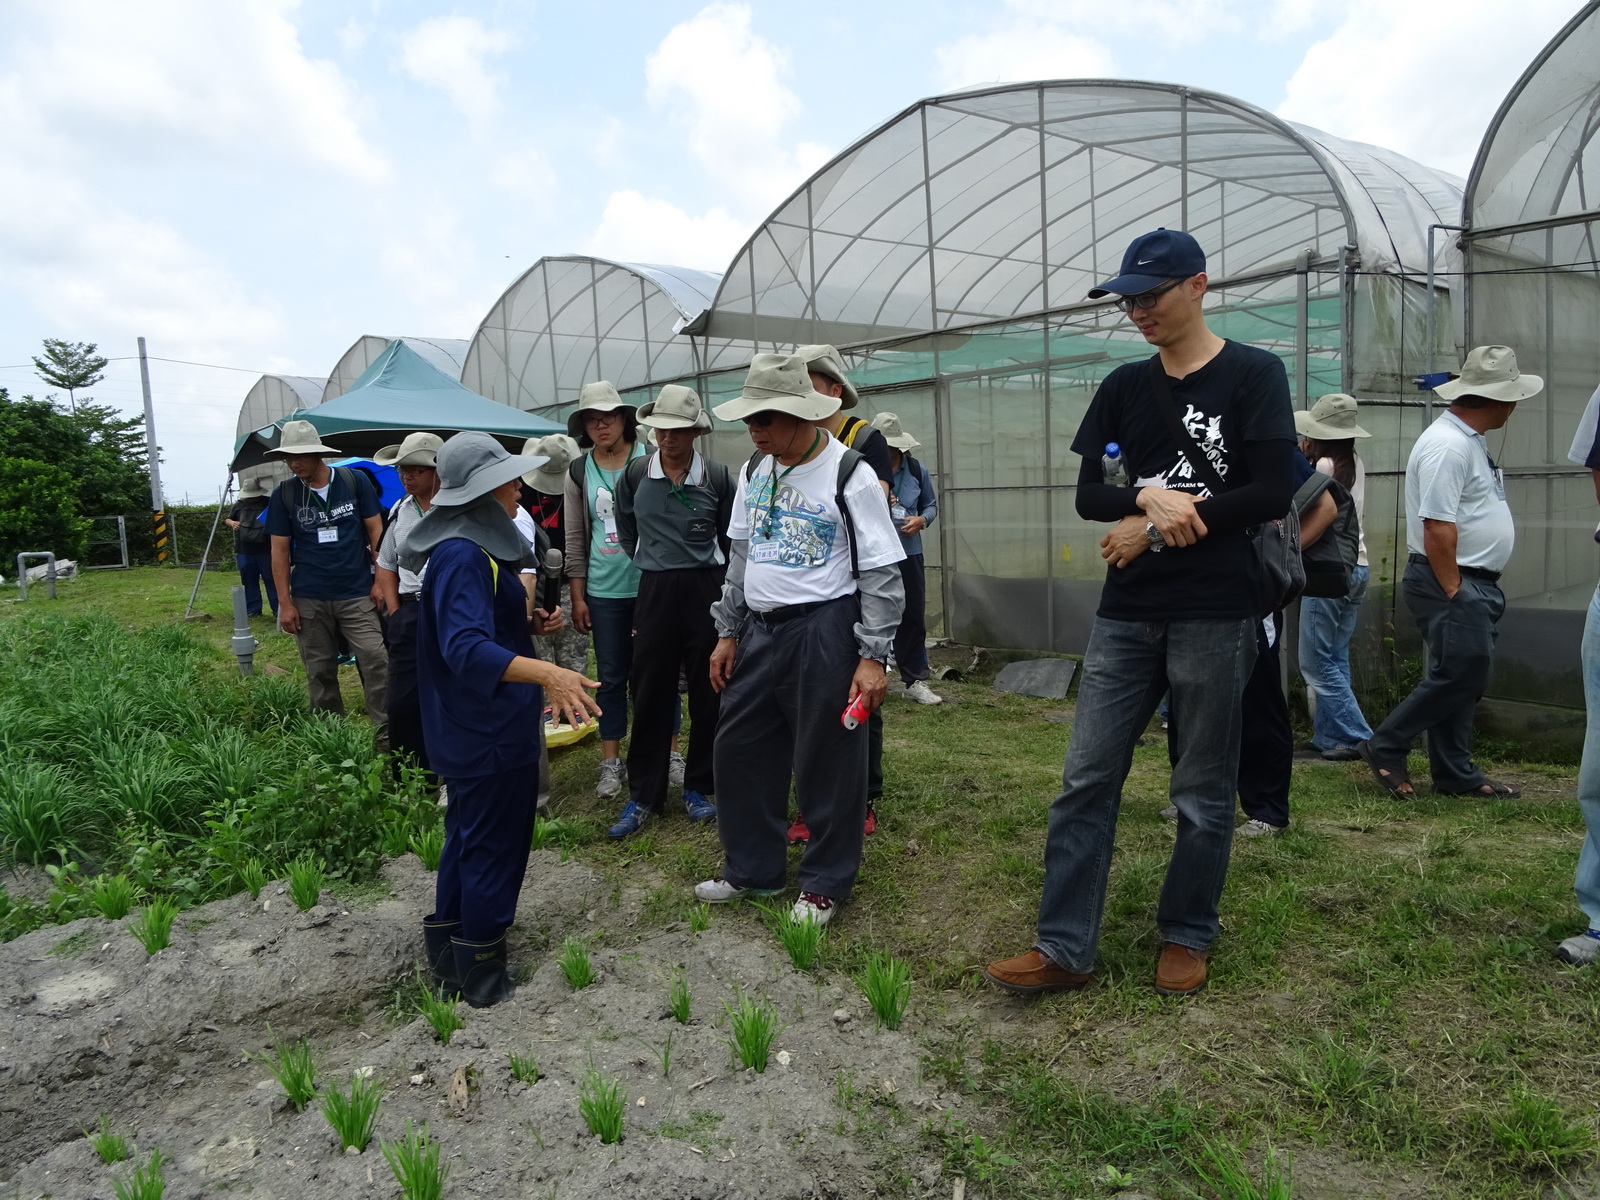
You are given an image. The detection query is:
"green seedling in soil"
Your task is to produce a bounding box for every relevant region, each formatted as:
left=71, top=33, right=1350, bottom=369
left=89, top=874, right=140, bottom=920
left=1489, top=1088, right=1597, bottom=1172
left=237, top=858, right=267, bottom=901
left=87, top=1113, right=131, bottom=1163
left=112, top=1147, right=166, bottom=1200
left=660, top=1029, right=675, bottom=1078
left=688, top=903, right=712, bottom=932
left=416, top=991, right=464, bottom=1045
left=558, top=935, right=594, bottom=989
left=530, top=816, right=582, bottom=853
left=410, top=825, right=444, bottom=871
left=669, top=973, right=692, bottom=1024
left=381, top=1120, right=449, bottom=1200
left=855, top=951, right=911, bottom=1030
left=380, top=814, right=411, bottom=858
left=723, top=993, right=785, bottom=1073
left=321, top=1070, right=382, bottom=1153
left=126, top=898, right=178, bottom=955
left=508, top=1050, right=539, bottom=1085
left=1182, top=1136, right=1291, bottom=1200
left=760, top=900, right=825, bottom=970
left=578, top=1068, right=625, bottom=1144
left=287, top=854, right=324, bottom=911
left=248, top=1027, right=318, bottom=1111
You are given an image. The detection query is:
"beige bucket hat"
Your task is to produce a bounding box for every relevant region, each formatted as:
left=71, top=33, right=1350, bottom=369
left=373, top=431, right=444, bottom=468
left=266, top=419, right=340, bottom=457
left=638, top=384, right=712, bottom=432
left=870, top=411, right=920, bottom=451
left=521, top=433, right=579, bottom=493
left=237, top=476, right=273, bottom=499
left=1434, top=345, right=1544, bottom=404
left=1294, top=394, right=1371, bottom=440
left=796, top=344, right=860, bottom=409
left=712, top=354, right=843, bottom=423
left=565, top=380, right=635, bottom=438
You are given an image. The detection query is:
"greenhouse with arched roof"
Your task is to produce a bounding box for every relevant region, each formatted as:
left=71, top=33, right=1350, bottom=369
left=233, top=374, right=327, bottom=491
left=323, top=336, right=470, bottom=403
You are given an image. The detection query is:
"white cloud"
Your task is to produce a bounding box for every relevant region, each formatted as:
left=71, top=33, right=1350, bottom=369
left=586, top=190, right=749, bottom=271
left=1276, top=0, right=1578, bottom=177
left=644, top=3, right=830, bottom=214
left=337, top=18, right=368, bottom=54
left=993, top=0, right=1240, bottom=45
left=399, top=16, right=515, bottom=125
left=933, top=25, right=1116, bottom=92
left=490, top=146, right=558, bottom=208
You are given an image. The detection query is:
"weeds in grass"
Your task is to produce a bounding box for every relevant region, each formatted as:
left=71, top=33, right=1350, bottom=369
left=112, top=1147, right=166, bottom=1200
left=508, top=1050, right=539, bottom=1085
left=383, top=971, right=435, bottom=1026
left=249, top=1027, right=319, bottom=1111
left=530, top=817, right=582, bottom=853
left=855, top=951, right=911, bottom=1030
left=760, top=901, right=825, bottom=970
left=578, top=1069, right=625, bottom=1143
left=1489, top=1088, right=1596, bottom=1172
left=126, top=898, right=178, bottom=955
left=88, top=874, right=140, bottom=920
left=416, top=991, right=464, bottom=1045
left=723, top=993, right=784, bottom=1073
left=669, top=974, right=692, bottom=1024
left=380, top=814, right=411, bottom=858
left=688, top=903, right=711, bottom=932
left=0, top=761, right=82, bottom=865
left=410, top=826, right=444, bottom=871
left=321, top=1071, right=382, bottom=1153
left=287, top=854, right=324, bottom=911
left=381, top=1120, right=449, bottom=1200
left=1182, top=1137, right=1291, bottom=1200
left=237, top=858, right=267, bottom=900
left=558, top=935, right=594, bottom=989
left=87, top=1114, right=131, bottom=1163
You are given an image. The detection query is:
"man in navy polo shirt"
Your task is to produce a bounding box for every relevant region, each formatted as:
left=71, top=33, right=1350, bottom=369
left=266, top=420, right=389, bottom=727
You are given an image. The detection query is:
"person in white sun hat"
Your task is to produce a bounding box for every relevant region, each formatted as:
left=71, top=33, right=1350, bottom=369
left=870, top=411, right=941, bottom=706
left=1360, top=346, right=1541, bottom=802
left=517, top=433, right=588, bottom=674
left=693, top=354, right=905, bottom=928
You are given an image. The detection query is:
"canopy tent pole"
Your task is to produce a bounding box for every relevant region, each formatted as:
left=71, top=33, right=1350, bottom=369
left=184, top=477, right=235, bottom=619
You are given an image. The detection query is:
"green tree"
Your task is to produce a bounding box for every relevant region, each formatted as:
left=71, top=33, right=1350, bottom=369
left=0, top=456, right=91, bottom=570
left=0, top=389, right=150, bottom=516
left=32, top=339, right=108, bottom=414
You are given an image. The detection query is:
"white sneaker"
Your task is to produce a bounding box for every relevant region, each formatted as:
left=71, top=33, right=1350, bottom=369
left=668, top=751, right=686, bottom=788
left=1558, top=930, right=1600, bottom=965
left=791, top=892, right=837, bottom=925
left=694, top=877, right=780, bottom=904
left=904, top=680, right=943, bottom=705
left=596, top=758, right=626, bottom=799
left=1238, top=818, right=1286, bottom=838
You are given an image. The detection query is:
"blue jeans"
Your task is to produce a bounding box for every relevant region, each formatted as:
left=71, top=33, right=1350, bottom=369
left=1575, top=582, right=1600, bottom=926
left=1299, top=564, right=1374, bottom=750
left=587, top=593, right=635, bottom=743
left=236, top=551, right=277, bottom=616
left=1036, top=615, right=1256, bottom=972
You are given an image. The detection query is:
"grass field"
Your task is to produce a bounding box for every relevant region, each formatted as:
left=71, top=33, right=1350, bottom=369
left=2, top=567, right=1594, bottom=1198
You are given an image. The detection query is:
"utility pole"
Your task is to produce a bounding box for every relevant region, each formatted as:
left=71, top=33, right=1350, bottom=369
left=138, top=337, right=171, bottom=564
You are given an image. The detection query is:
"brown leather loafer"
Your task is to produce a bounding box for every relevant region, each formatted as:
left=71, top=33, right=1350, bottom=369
left=983, top=948, right=1093, bottom=995
left=1154, top=942, right=1208, bottom=995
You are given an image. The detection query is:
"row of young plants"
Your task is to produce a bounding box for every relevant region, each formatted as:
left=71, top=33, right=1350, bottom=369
left=0, top=613, right=441, bottom=941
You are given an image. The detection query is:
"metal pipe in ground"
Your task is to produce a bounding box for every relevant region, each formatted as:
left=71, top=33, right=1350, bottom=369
left=230, top=584, right=258, bottom=675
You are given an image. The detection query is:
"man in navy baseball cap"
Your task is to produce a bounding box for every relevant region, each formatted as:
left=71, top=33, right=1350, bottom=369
left=1088, top=228, right=1207, bottom=299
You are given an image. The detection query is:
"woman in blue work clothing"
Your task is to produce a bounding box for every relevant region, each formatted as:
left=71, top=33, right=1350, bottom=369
left=404, top=433, right=600, bottom=1008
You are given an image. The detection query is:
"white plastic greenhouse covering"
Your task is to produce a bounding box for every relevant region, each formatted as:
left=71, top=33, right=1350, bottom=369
left=234, top=374, right=327, bottom=490
left=463, top=256, right=722, bottom=412
left=1459, top=0, right=1600, bottom=712
left=323, top=336, right=470, bottom=402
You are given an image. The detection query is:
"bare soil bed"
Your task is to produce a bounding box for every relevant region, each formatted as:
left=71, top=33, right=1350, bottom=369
left=0, top=853, right=948, bottom=1200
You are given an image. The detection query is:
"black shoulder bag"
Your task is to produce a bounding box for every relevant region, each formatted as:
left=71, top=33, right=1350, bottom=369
left=1145, top=357, right=1304, bottom=616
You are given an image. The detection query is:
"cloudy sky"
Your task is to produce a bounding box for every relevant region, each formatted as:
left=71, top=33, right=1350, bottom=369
left=0, top=0, right=1583, bottom=501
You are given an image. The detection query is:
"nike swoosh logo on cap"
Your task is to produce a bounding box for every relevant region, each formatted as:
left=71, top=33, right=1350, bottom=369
left=1137, top=258, right=1154, bottom=265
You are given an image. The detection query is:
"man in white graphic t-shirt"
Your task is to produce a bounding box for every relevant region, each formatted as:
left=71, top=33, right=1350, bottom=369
left=693, top=353, right=905, bottom=927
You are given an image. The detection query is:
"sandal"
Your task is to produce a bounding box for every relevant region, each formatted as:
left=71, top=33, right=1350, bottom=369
left=1436, top=780, right=1522, bottom=799
left=1357, top=740, right=1414, bottom=797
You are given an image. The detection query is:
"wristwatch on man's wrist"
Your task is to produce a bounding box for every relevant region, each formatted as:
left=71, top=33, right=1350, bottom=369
left=1146, top=520, right=1166, bottom=553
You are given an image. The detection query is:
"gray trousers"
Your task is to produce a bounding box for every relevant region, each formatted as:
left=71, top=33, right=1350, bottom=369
left=713, top=595, right=868, bottom=901
left=292, top=595, right=389, bottom=728
left=1367, top=557, right=1504, bottom=790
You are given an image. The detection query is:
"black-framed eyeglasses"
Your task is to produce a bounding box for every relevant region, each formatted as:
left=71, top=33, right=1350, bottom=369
left=742, top=413, right=776, bottom=428
left=1115, top=278, right=1184, bottom=313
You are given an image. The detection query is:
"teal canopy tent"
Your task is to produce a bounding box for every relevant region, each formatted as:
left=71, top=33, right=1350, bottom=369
left=230, top=339, right=560, bottom=471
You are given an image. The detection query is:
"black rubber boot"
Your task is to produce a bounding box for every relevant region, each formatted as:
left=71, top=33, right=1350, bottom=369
left=422, top=916, right=462, bottom=993
left=451, top=934, right=515, bottom=1008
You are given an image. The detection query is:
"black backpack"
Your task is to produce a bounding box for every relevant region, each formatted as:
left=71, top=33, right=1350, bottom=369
left=742, top=446, right=869, bottom=579
left=1294, top=472, right=1360, bottom=599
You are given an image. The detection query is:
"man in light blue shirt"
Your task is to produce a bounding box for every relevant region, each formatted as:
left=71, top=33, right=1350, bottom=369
left=1361, top=346, right=1542, bottom=799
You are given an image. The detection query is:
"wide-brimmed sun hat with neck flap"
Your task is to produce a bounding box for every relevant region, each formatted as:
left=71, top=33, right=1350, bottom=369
left=1433, top=345, right=1544, bottom=404
left=712, top=354, right=843, bottom=423
left=565, top=380, right=636, bottom=439
left=795, top=344, right=860, bottom=409
left=373, top=431, right=444, bottom=468
left=520, top=433, right=579, bottom=493
left=265, top=419, right=340, bottom=457
left=870, top=411, right=921, bottom=451
left=638, top=384, right=712, bottom=432
left=432, top=432, right=548, bottom=507
left=1294, top=394, right=1372, bottom=440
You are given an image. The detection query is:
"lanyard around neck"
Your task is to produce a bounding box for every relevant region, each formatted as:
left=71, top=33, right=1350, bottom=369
left=763, top=431, right=822, bottom=536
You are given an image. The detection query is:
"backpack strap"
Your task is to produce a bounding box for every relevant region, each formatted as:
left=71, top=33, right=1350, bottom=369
left=568, top=455, right=586, bottom=490
left=838, top=415, right=868, bottom=449
left=835, top=447, right=865, bottom=580
left=1291, top=470, right=1333, bottom=518
left=483, top=548, right=500, bottom=591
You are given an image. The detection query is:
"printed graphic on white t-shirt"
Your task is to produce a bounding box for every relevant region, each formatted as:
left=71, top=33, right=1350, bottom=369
left=747, top=472, right=838, bottom=568
left=594, top=485, right=623, bottom=557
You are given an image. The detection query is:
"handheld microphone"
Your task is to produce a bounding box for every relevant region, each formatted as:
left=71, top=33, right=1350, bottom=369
left=540, top=548, right=563, bottom=612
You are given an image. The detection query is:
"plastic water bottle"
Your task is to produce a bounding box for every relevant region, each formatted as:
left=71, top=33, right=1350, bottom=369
left=1102, top=442, right=1128, bottom=487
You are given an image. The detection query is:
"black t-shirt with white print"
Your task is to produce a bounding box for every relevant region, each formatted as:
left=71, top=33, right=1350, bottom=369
left=1070, top=340, right=1296, bottom=621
